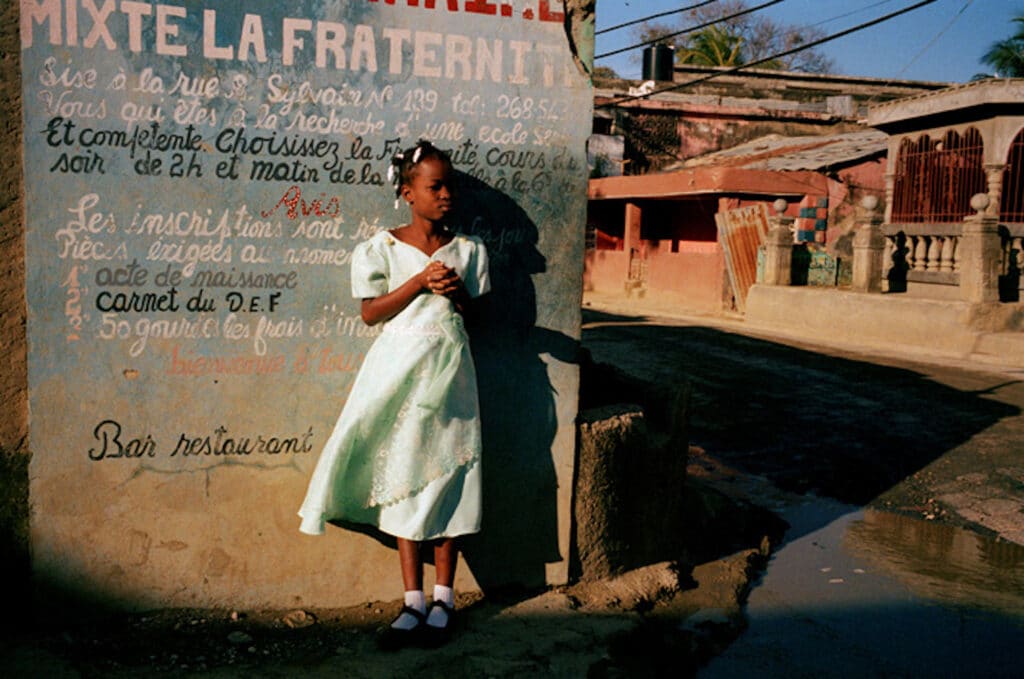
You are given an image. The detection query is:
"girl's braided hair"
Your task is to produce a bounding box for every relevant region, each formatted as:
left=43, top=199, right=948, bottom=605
left=386, top=139, right=452, bottom=209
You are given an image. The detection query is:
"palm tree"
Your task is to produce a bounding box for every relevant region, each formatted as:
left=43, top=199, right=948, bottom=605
left=981, top=17, right=1024, bottom=77
left=676, top=25, right=746, bottom=67
left=634, top=1, right=831, bottom=73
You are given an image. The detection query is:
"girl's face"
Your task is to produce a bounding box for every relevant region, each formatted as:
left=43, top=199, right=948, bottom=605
left=402, top=157, right=454, bottom=224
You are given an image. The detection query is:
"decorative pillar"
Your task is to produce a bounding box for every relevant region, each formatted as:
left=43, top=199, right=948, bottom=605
left=960, top=193, right=1001, bottom=303
left=984, top=163, right=1006, bottom=218
left=763, top=199, right=794, bottom=286
left=852, top=195, right=885, bottom=293
left=883, top=172, right=896, bottom=224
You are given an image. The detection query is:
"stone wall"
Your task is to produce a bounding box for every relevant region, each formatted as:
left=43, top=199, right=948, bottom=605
left=0, top=0, right=30, bottom=622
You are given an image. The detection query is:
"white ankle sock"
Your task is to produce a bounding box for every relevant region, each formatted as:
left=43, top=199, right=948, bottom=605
left=391, top=590, right=426, bottom=630
left=427, top=585, right=454, bottom=628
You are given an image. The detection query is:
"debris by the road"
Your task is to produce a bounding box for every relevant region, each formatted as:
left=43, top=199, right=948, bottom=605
left=281, top=610, right=316, bottom=629
left=227, top=631, right=252, bottom=645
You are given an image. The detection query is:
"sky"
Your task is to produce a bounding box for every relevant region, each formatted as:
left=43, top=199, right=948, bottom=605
left=595, top=0, right=1022, bottom=84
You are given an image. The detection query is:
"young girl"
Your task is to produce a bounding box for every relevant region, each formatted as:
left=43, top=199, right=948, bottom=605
left=298, top=140, right=489, bottom=649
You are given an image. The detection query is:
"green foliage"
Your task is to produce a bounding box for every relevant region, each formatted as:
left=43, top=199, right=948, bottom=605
left=676, top=25, right=745, bottom=67
left=981, top=17, right=1024, bottom=77
left=592, top=65, right=621, bottom=80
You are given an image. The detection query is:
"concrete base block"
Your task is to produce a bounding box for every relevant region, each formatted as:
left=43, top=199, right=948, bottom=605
left=573, top=360, right=691, bottom=582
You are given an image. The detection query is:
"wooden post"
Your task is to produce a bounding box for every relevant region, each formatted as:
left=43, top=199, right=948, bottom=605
left=623, top=202, right=642, bottom=252
left=623, top=202, right=645, bottom=294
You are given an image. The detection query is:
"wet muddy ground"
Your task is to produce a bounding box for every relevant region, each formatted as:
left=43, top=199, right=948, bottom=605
left=0, top=541, right=768, bottom=678
left=582, top=304, right=1024, bottom=677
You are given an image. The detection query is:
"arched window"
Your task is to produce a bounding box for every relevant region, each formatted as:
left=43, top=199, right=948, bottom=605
left=891, top=128, right=985, bottom=222
left=1001, top=128, right=1024, bottom=222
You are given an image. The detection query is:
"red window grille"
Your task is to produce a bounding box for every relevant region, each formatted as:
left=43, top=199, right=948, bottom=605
left=1001, top=128, right=1024, bottom=223
left=891, top=128, right=986, bottom=222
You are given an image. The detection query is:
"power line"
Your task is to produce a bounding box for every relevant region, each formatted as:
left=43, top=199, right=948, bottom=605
left=596, top=0, right=786, bottom=60
left=808, top=0, right=900, bottom=29
left=863, top=0, right=973, bottom=106
left=596, top=0, right=941, bottom=110
left=596, top=1, right=721, bottom=36
left=885, top=0, right=973, bottom=79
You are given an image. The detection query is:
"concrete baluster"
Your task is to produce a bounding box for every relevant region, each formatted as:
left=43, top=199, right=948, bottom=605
left=959, top=193, right=1001, bottom=303
left=852, top=195, right=885, bottom=293
left=883, top=172, right=896, bottom=223
left=763, top=199, right=794, bottom=286
left=913, top=236, right=928, bottom=272
left=939, top=236, right=955, bottom=272
left=926, top=236, right=942, bottom=271
left=984, top=163, right=1006, bottom=218
left=883, top=236, right=896, bottom=280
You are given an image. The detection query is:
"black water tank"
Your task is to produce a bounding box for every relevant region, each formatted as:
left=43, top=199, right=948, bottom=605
left=642, top=44, right=675, bottom=82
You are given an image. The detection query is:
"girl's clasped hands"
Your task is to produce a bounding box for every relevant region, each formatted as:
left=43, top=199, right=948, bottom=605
left=422, top=260, right=462, bottom=297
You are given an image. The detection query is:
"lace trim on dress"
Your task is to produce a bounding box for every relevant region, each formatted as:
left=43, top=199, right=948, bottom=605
left=366, top=447, right=479, bottom=509
left=364, top=312, right=479, bottom=508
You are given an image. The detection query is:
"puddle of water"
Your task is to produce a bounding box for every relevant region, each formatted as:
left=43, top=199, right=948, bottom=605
left=845, top=509, right=1024, bottom=619
left=701, top=499, right=1024, bottom=678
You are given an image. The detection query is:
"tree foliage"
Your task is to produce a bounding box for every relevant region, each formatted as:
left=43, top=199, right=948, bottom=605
left=675, top=24, right=745, bottom=67
left=980, top=16, right=1024, bottom=77
left=592, top=65, right=621, bottom=80
left=636, top=0, right=834, bottom=73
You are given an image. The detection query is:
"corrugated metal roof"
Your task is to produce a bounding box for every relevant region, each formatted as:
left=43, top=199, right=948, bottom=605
left=672, top=129, right=887, bottom=173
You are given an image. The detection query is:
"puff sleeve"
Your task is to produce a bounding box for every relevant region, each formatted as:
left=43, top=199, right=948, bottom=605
left=350, top=237, right=390, bottom=298
left=463, top=236, right=491, bottom=299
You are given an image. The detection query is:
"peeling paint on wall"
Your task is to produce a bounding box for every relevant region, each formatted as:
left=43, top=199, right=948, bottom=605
left=20, top=0, right=592, bottom=609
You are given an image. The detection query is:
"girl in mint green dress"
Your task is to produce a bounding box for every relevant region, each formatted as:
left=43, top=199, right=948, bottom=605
left=298, top=141, right=489, bottom=648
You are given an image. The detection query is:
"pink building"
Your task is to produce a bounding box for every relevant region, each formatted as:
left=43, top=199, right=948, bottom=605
left=587, top=131, right=888, bottom=311
left=587, top=67, right=945, bottom=312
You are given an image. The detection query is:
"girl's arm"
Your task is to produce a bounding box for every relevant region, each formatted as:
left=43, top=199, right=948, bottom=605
left=360, top=261, right=450, bottom=325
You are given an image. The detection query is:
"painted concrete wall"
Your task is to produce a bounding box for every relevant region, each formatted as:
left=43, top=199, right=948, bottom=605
left=584, top=249, right=629, bottom=294
left=646, top=246, right=727, bottom=312
left=826, top=159, right=887, bottom=258
left=19, top=0, right=592, bottom=611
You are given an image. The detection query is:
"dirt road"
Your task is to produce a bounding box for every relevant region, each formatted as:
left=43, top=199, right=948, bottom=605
left=582, top=305, right=1024, bottom=544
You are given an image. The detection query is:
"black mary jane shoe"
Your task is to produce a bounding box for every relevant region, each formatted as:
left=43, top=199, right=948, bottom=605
left=421, top=600, right=455, bottom=648
left=375, top=605, right=426, bottom=651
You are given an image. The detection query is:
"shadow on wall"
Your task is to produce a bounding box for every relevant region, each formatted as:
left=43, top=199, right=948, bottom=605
left=455, top=172, right=581, bottom=592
